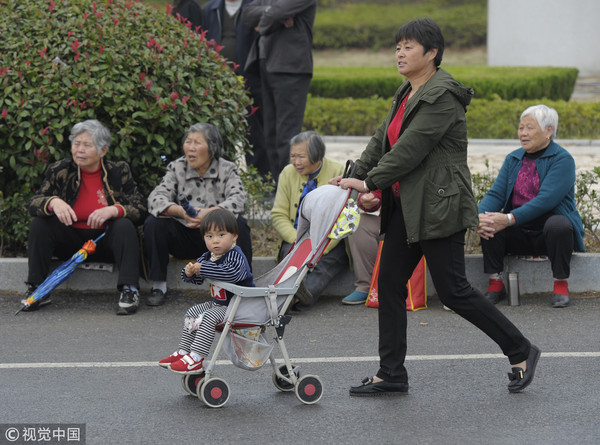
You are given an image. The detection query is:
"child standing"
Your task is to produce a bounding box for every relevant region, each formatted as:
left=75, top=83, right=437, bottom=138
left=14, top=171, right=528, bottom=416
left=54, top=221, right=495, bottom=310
left=158, top=208, right=254, bottom=374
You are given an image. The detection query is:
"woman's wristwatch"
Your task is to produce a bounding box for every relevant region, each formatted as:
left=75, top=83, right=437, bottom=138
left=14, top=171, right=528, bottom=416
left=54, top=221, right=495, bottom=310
left=506, top=213, right=515, bottom=226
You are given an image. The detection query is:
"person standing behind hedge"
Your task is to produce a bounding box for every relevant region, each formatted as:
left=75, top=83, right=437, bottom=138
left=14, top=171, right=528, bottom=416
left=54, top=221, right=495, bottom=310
left=242, top=0, right=316, bottom=181
left=144, top=122, right=252, bottom=307
left=477, top=104, right=585, bottom=308
left=26, top=119, right=147, bottom=315
left=171, top=0, right=203, bottom=31
left=203, top=0, right=268, bottom=178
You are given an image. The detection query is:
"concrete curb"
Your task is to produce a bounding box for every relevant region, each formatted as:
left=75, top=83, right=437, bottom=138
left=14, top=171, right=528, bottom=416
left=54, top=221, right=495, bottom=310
left=2, top=253, right=599, bottom=298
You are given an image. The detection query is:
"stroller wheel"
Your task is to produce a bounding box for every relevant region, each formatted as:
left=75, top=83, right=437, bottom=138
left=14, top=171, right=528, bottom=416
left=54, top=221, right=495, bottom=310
left=272, top=364, right=300, bottom=392
left=294, top=375, right=323, bottom=405
left=181, top=373, right=205, bottom=396
left=197, top=377, right=230, bottom=408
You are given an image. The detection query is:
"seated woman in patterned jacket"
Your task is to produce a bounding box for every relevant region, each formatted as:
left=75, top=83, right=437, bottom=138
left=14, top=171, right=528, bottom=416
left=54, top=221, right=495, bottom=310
left=26, top=119, right=147, bottom=315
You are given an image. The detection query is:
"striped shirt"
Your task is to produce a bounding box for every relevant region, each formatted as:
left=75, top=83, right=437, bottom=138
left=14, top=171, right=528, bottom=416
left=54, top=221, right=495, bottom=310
left=181, top=245, right=254, bottom=305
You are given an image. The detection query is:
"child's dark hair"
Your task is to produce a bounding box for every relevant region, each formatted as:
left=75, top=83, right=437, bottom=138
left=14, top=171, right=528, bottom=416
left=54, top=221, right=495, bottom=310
left=199, top=208, right=239, bottom=236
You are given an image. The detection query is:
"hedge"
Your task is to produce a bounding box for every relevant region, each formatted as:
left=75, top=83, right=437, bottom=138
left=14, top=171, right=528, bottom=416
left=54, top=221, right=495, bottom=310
left=310, top=66, right=579, bottom=101
left=0, top=0, right=252, bottom=256
left=303, top=96, right=600, bottom=139
left=313, top=2, right=486, bottom=50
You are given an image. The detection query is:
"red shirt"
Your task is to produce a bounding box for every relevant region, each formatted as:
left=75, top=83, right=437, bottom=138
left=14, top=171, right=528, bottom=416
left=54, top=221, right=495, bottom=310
left=386, top=95, right=408, bottom=197
left=72, top=166, right=109, bottom=229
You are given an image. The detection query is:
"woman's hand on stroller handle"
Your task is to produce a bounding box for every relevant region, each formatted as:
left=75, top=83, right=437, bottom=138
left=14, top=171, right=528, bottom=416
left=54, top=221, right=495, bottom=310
left=331, top=177, right=367, bottom=193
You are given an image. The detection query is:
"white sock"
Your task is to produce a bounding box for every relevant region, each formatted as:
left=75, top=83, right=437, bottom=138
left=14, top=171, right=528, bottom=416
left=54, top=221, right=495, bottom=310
left=190, top=351, right=202, bottom=361
left=489, top=272, right=503, bottom=281
left=152, top=281, right=167, bottom=293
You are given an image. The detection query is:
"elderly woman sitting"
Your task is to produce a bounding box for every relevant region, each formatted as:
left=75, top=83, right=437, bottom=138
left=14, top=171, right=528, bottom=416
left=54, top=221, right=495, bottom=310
left=26, top=119, right=147, bottom=315
left=477, top=104, right=585, bottom=308
left=144, top=122, right=252, bottom=306
left=271, top=131, right=348, bottom=310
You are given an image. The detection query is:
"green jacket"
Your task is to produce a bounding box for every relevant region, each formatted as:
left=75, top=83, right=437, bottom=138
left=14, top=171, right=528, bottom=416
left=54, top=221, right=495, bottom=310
left=355, top=68, right=478, bottom=243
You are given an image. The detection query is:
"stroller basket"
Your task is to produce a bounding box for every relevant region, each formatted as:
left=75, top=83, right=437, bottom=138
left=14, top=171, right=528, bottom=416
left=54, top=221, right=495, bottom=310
left=223, top=327, right=274, bottom=371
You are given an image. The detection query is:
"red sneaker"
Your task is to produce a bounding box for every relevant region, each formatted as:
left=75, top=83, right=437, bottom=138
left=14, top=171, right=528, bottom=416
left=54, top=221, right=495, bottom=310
left=170, top=354, right=204, bottom=374
left=158, top=351, right=186, bottom=369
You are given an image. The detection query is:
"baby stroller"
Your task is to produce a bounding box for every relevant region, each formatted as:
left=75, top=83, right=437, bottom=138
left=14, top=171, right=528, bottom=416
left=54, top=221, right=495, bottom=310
left=181, top=182, right=360, bottom=408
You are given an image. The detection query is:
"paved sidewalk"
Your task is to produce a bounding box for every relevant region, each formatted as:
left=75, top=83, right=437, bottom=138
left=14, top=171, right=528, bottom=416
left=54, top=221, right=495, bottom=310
left=323, top=137, right=600, bottom=173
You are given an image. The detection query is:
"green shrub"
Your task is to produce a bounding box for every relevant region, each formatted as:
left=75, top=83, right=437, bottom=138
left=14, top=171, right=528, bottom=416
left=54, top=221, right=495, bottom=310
left=304, top=95, right=389, bottom=136
left=468, top=99, right=600, bottom=139
left=314, top=3, right=486, bottom=50
left=311, top=66, right=579, bottom=101
left=0, top=0, right=252, bottom=256
left=304, top=96, right=600, bottom=139
left=575, top=167, right=600, bottom=247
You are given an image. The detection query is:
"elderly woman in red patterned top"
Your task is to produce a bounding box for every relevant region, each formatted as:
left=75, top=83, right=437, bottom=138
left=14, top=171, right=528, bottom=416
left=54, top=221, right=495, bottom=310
left=26, top=119, right=147, bottom=315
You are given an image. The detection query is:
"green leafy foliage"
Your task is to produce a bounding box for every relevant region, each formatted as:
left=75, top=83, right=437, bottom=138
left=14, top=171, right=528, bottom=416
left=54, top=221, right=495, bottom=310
left=0, top=185, right=30, bottom=257
left=311, top=66, right=579, bottom=101
left=314, top=2, right=486, bottom=50
left=0, top=0, right=252, bottom=255
left=575, top=167, right=600, bottom=248
left=0, top=0, right=251, bottom=196
left=304, top=96, right=600, bottom=139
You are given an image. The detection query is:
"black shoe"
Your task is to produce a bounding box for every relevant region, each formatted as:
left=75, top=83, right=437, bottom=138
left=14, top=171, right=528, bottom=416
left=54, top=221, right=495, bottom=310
left=484, top=287, right=506, bottom=304
left=349, top=377, right=409, bottom=397
left=551, top=293, right=570, bottom=308
left=117, top=289, right=139, bottom=315
left=20, top=285, right=52, bottom=312
left=147, top=289, right=166, bottom=306
left=508, top=344, right=541, bottom=393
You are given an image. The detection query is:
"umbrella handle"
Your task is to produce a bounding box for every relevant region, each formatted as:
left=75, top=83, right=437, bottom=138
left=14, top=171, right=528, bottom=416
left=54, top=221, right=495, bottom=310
left=81, top=228, right=109, bottom=255
left=93, top=228, right=108, bottom=244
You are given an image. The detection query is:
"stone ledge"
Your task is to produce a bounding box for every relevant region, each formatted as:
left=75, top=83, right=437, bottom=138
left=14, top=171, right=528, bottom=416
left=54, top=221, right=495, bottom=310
left=1, top=253, right=599, bottom=297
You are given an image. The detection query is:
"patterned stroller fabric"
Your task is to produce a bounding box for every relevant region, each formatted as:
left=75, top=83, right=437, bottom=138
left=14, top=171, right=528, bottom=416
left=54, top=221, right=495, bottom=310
left=328, top=195, right=360, bottom=240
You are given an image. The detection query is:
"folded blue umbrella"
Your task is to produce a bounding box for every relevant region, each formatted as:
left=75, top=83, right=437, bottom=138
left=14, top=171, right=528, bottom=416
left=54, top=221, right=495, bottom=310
left=15, top=230, right=107, bottom=315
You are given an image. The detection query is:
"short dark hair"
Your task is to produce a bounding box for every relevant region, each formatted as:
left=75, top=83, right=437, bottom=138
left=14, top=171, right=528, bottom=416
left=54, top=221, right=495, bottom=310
left=395, top=18, right=444, bottom=67
left=200, top=208, right=239, bottom=236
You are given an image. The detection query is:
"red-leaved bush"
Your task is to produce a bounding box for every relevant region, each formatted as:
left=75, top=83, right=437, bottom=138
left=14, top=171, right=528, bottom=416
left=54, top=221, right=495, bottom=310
left=0, top=0, right=252, bottom=255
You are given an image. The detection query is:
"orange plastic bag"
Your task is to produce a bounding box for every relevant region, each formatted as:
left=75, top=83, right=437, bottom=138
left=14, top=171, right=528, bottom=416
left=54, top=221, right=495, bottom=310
left=366, top=241, right=427, bottom=311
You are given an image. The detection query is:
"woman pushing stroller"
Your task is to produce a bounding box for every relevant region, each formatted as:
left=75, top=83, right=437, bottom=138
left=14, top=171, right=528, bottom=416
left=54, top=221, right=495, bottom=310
left=158, top=208, right=255, bottom=374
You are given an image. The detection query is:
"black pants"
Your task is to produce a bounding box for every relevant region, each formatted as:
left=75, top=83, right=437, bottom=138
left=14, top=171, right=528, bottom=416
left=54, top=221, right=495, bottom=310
left=27, top=216, right=140, bottom=289
left=244, top=74, right=269, bottom=178
left=260, top=60, right=312, bottom=180
left=376, top=197, right=530, bottom=383
left=143, top=215, right=253, bottom=282
left=481, top=214, right=574, bottom=279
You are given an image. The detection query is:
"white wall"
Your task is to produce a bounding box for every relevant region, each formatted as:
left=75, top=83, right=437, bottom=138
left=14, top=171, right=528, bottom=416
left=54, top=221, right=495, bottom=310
left=488, top=0, right=600, bottom=75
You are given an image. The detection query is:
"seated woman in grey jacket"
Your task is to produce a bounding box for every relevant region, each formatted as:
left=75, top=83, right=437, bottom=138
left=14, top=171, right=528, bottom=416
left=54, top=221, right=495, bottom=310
left=144, top=122, right=252, bottom=306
